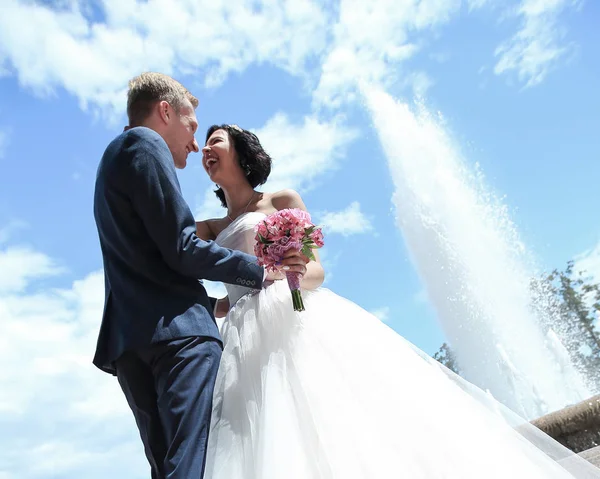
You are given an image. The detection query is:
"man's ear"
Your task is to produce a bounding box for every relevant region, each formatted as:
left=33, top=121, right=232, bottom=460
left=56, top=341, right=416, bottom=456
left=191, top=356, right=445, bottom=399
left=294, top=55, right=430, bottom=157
left=123, top=125, right=131, bottom=131
left=158, top=100, right=171, bottom=124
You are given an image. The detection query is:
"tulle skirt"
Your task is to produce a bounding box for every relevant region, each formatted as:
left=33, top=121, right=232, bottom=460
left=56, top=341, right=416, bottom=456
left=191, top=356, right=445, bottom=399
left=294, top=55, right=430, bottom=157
left=205, top=281, right=600, bottom=478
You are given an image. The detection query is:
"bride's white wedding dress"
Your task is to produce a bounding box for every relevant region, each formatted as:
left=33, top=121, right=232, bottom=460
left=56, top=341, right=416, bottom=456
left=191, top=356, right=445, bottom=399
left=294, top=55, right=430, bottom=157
left=205, top=212, right=600, bottom=478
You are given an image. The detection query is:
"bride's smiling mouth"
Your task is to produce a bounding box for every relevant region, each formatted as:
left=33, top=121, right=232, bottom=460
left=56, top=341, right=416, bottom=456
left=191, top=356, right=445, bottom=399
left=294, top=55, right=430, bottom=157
left=205, top=155, right=219, bottom=173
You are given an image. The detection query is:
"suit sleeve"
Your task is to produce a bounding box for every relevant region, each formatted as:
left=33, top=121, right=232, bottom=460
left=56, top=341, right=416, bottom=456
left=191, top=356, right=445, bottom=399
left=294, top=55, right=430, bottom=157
left=124, top=131, right=264, bottom=287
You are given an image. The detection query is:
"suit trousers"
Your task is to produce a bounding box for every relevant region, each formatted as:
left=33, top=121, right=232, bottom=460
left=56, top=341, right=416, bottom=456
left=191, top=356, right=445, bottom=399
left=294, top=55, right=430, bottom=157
left=116, top=336, right=222, bottom=478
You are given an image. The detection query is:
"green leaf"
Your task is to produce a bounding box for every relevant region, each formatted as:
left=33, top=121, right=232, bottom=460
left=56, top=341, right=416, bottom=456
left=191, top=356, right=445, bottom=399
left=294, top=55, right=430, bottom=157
left=257, top=232, right=272, bottom=245
left=301, top=245, right=315, bottom=261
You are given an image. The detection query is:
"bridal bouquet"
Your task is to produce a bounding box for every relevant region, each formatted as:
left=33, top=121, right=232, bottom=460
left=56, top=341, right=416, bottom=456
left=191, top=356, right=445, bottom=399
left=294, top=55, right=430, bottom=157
left=254, top=208, right=324, bottom=311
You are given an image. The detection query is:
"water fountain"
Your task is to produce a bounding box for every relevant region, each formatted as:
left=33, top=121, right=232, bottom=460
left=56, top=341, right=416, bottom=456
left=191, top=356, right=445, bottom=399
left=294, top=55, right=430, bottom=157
left=362, top=85, right=592, bottom=420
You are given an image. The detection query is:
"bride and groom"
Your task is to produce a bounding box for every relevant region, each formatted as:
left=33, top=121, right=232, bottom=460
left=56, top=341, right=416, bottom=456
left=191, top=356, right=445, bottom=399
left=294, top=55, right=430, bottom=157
left=93, top=72, right=600, bottom=478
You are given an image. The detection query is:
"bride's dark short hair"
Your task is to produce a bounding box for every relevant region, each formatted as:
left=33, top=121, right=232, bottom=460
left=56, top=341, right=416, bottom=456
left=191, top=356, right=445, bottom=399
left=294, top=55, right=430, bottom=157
left=205, top=124, right=272, bottom=208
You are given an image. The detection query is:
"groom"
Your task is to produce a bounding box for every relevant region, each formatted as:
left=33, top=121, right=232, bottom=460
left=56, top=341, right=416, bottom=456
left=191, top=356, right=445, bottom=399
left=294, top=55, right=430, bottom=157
left=93, top=72, right=296, bottom=478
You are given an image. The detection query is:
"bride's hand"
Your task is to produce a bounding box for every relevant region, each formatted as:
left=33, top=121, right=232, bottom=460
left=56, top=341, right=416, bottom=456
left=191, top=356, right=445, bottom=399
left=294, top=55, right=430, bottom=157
left=265, top=269, right=286, bottom=281
left=266, top=249, right=310, bottom=281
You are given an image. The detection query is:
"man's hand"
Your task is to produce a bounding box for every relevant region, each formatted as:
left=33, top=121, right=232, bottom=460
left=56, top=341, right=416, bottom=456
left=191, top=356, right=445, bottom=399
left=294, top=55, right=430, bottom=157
left=265, top=249, right=310, bottom=282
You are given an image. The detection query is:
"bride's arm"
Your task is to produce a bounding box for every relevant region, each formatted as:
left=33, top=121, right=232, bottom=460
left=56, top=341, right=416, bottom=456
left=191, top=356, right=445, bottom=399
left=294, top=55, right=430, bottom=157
left=214, top=296, right=230, bottom=318
left=271, top=189, right=325, bottom=290
left=195, top=220, right=214, bottom=241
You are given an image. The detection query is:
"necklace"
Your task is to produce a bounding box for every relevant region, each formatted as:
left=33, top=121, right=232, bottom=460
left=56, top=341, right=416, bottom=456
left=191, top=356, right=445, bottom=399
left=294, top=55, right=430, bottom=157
left=227, top=191, right=256, bottom=222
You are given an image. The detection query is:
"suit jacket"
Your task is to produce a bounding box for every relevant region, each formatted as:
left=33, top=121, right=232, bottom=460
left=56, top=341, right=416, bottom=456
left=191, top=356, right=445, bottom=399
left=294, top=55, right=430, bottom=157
left=93, top=127, right=263, bottom=375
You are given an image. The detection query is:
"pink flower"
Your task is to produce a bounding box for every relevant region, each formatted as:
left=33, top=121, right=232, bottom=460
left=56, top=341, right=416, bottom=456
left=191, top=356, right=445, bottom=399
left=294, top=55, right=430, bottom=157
left=310, top=229, right=324, bottom=247
left=266, top=242, right=293, bottom=259
left=254, top=208, right=325, bottom=312
left=255, top=208, right=324, bottom=267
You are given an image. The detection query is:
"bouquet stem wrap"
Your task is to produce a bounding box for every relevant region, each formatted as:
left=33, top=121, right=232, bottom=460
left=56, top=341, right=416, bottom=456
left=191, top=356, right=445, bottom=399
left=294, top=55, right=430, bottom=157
left=286, top=271, right=304, bottom=312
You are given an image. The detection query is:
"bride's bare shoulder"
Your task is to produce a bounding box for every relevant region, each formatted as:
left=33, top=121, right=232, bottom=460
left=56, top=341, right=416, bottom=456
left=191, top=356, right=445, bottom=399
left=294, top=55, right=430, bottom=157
left=269, top=189, right=307, bottom=210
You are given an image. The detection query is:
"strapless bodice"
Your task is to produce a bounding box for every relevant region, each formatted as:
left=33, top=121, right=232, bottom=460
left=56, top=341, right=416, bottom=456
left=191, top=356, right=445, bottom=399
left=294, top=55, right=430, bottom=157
left=215, top=212, right=267, bottom=304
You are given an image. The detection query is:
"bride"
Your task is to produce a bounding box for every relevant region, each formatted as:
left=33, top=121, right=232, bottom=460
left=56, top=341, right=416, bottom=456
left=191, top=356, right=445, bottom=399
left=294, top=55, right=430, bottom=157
left=196, top=124, right=600, bottom=478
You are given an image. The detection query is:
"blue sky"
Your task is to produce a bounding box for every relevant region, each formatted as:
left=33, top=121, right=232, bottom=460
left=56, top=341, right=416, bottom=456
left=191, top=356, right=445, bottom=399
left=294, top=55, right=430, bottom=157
left=1, top=0, right=599, bottom=477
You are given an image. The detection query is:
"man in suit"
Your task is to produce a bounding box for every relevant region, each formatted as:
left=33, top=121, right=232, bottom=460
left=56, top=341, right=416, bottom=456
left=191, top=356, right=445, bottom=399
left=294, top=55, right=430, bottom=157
left=93, top=72, right=305, bottom=478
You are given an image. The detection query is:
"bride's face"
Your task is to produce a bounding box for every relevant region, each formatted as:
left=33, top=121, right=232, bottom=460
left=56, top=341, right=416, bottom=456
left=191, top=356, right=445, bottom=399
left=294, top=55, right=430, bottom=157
left=202, top=129, right=243, bottom=183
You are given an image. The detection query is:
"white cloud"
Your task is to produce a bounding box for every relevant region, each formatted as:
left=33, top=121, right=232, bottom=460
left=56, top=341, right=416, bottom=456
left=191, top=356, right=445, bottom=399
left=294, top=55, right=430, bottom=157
left=0, top=237, right=243, bottom=479
left=468, top=0, right=495, bottom=10
left=0, top=240, right=147, bottom=477
left=318, top=201, right=373, bottom=237
left=494, top=0, right=580, bottom=88
left=0, top=246, right=64, bottom=294
left=0, top=0, right=329, bottom=118
left=313, top=0, right=460, bottom=109
left=370, top=306, right=390, bottom=322
left=255, top=113, right=359, bottom=193
left=194, top=112, right=359, bottom=219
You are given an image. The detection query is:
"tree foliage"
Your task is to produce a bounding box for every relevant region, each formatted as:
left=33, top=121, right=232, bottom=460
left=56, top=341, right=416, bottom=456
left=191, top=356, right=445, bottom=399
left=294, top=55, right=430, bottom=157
left=433, top=342, right=461, bottom=375
left=533, top=260, right=600, bottom=387
left=433, top=261, right=600, bottom=389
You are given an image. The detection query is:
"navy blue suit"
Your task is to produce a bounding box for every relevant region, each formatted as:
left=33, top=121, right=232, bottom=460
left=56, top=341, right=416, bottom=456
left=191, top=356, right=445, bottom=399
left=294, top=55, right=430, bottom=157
left=93, top=127, right=263, bottom=478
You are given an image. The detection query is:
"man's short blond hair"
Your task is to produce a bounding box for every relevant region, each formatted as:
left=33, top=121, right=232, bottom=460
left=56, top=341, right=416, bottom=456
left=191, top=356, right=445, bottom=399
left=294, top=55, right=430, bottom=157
left=126, top=72, right=199, bottom=126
